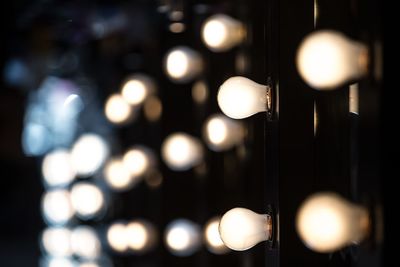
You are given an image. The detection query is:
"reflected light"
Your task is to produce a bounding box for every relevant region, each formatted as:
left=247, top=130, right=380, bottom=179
left=41, top=227, right=72, bottom=257
left=192, top=81, right=209, bottom=104
left=70, top=182, right=105, bottom=219
left=165, top=219, right=201, bottom=256
left=349, top=83, right=359, bottom=114
left=42, top=189, right=74, bottom=225
left=105, top=94, right=133, bottom=124
left=121, top=74, right=155, bottom=106
left=42, top=149, right=76, bottom=188
left=70, top=226, right=101, bottom=260
left=122, top=146, right=155, bottom=178
left=107, top=223, right=128, bottom=253
left=164, top=46, right=203, bottom=83
left=126, top=220, right=157, bottom=253
left=204, top=217, right=229, bottom=254
left=104, top=158, right=133, bottom=191
left=161, top=133, right=203, bottom=171
left=71, top=134, right=109, bottom=177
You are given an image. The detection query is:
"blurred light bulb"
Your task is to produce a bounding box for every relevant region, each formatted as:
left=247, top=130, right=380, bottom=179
left=104, top=158, right=133, bottom=191
left=70, top=182, right=105, bottom=220
left=144, top=95, right=162, bottom=122
left=126, top=220, right=157, bottom=253
left=296, top=192, right=370, bottom=253
left=201, top=14, right=245, bottom=52
left=41, top=227, right=72, bottom=257
left=164, top=46, right=203, bottom=83
left=296, top=30, right=368, bottom=89
left=105, top=94, right=133, bottom=124
left=70, top=226, right=101, bottom=260
left=121, top=74, right=156, bottom=106
left=204, top=217, right=229, bottom=254
left=42, top=189, right=74, bottom=225
left=107, top=223, right=128, bottom=253
left=42, top=257, right=76, bottom=267
left=192, top=80, right=209, bottom=104
left=122, top=146, right=155, bottom=178
left=217, top=77, right=269, bottom=119
left=42, top=149, right=76, bottom=188
left=164, top=219, right=201, bottom=257
left=71, top=134, right=109, bottom=177
left=203, top=114, right=244, bottom=151
left=219, top=208, right=272, bottom=251
left=161, top=133, right=203, bottom=171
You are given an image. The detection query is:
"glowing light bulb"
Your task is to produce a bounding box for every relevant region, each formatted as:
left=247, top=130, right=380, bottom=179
left=71, top=134, right=109, bottom=177
left=104, top=158, right=133, bottom=191
left=122, top=146, right=156, bottom=178
left=296, top=30, right=368, bottom=89
left=219, top=208, right=272, bottom=251
left=164, top=46, right=203, bottom=83
left=161, top=133, right=203, bottom=171
left=42, top=257, right=76, bottom=267
left=70, top=182, right=105, bottom=220
left=107, top=222, right=128, bottom=252
left=126, top=220, right=157, bottom=253
left=42, top=149, right=76, bottom=188
left=105, top=94, right=133, bottom=124
left=217, top=77, right=269, bottom=119
left=296, top=192, right=370, bottom=253
left=204, top=217, right=229, bottom=254
left=42, top=189, right=74, bottom=225
left=121, top=74, right=156, bottom=106
left=41, top=227, right=72, bottom=257
left=164, top=219, right=201, bottom=257
left=203, top=114, right=244, bottom=151
left=70, top=226, right=101, bottom=260
left=201, top=14, right=245, bottom=52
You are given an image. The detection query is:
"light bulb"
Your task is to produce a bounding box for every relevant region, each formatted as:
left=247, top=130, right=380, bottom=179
left=42, top=149, right=76, bottom=188
left=203, top=114, right=244, bottom=151
left=121, top=74, right=156, bottom=106
left=104, top=94, right=134, bottom=124
left=70, top=182, right=105, bottom=220
left=42, top=257, right=76, bottom=267
left=161, top=132, right=204, bottom=171
left=217, top=76, right=270, bottom=119
left=164, top=219, right=201, bottom=257
left=107, top=222, right=128, bottom=253
left=296, top=192, right=370, bottom=253
left=122, top=145, right=156, bottom=178
left=203, top=217, right=229, bottom=254
left=41, top=227, right=72, bottom=257
left=219, top=208, right=272, bottom=251
left=164, top=46, right=203, bottom=83
left=70, top=226, right=101, bottom=260
left=201, top=14, right=245, bottom=52
left=104, top=158, right=134, bottom=191
left=42, top=189, right=74, bottom=225
left=126, top=219, right=157, bottom=253
left=296, top=30, right=368, bottom=89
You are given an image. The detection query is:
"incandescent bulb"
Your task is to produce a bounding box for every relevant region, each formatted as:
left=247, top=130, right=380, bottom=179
left=201, top=14, right=245, bottom=52
left=296, top=192, right=370, bottom=253
left=126, top=219, right=157, bottom=253
left=203, top=114, right=244, bottom=151
left=161, top=133, right=203, bottom=171
left=164, top=46, right=203, bottom=83
left=219, top=208, right=272, bottom=251
left=41, top=227, right=72, bottom=257
left=204, top=217, right=229, bottom=254
left=70, top=182, right=105, bottom=220
left=104, top=94, right=134, bottom=124
left=70, top=226, right=101, bottom=260
left=122, top=146, right=156, bottom=178
left=121, top=74, right=156, bottom=106
left=107, top=222, right=128, bottom=253
left=296, top=30, right=368, bottom=89
left=217, top=77, right=269, bottom=119
left=104, top=158, right=133, bottom=191
left=164, top=219, right=201, bottom=257
left=42, top=189, right=74, bottom=225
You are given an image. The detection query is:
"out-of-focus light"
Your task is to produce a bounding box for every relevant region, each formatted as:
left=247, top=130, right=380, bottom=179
left=144, top=96, right=162, bottom=122
left=164, top=219, right=201, bottom=257
left=296, top=30, right=368, bottom=89
left=71, top=134, right=109, bottom=177
left=349, top=83, right=359, bottom=114
left=22, top=122, right=52, bottom=156
left=70, top=182, right=105, bottom=220
left=42, top=257, right=76, bottom=267
left=70, top=226, right=101, bottom=260
left=104, top=158, right=133, bottom=191
left=161, top=133, right=204, bottom=171
left=42, top=149, right=76, bottom=188
left=201, top=14, right=245, bottom=52
left=107, top=223, right=128, bottom=253
left=41, top=227, right=72, bottom=257
left=121, top=74, right=156, bottom=106
left=122, top=146, right=155, bottom=178
left=164, top=46, right=203, bottom=83
left=204, top=217, right=229, bottom=254
left=145, top=171, right=163, bottom=188
left=169, top=23, right=186, bottom=33
left=105, top=94, right=133, bottom=125
left=203, top=114, right=244, bottom=151
left=296, top=192, right=370, bottom=253
left=192, top=81, right=209, bottom=104
left=42, top=189, right=74, bottom=225
left=126, top=220, right=157, bottom=253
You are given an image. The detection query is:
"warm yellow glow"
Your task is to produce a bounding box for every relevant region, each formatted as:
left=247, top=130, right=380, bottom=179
left=42, top=189, right=74, bottom=225
left=70, top=226, right=101, bottom=259
left=167, top=227, right=190, bottom=250
left=192, top=81, right=209, bottom=104
left=123, top=146, right=154, bottom=178
left=42, top=149, right=76, bottom=187
left=70, top=182, right=104, bottom=219
left=125, top=220, right=156, bottom=252
left=349, top=83, right=359, bottom=114
left=165, top=219, right=200, bottom=256
left=169, top=22, right=186, bottom=33
left=105, top=94, right=133, bottom=124
left=107, top=223, right=128, bottom=252
left=218, top=76, right=268, bottom=119
left=167, top=50, right=188, bottom=79
left=296, top=30, right=368, bottom=89
left=104, top=158, right=133, bottom=191
left=296, top=192, right=370, bottom=253
left=204, top=217, right=229, bottom=254
left=70, top=134, right=109, bottom=177
left=144, top=96, right=162, bottom=122
left=201, top=14, right=245, bottom=52
left=161, top=133, right=203, bottom=171
left=41, top=227, right=72, bottom=257
left=164, top=47, right=202, bottom=83
left=121, top=74, right=155, bottom=106
left=207, top=118, right=227, bottom=144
